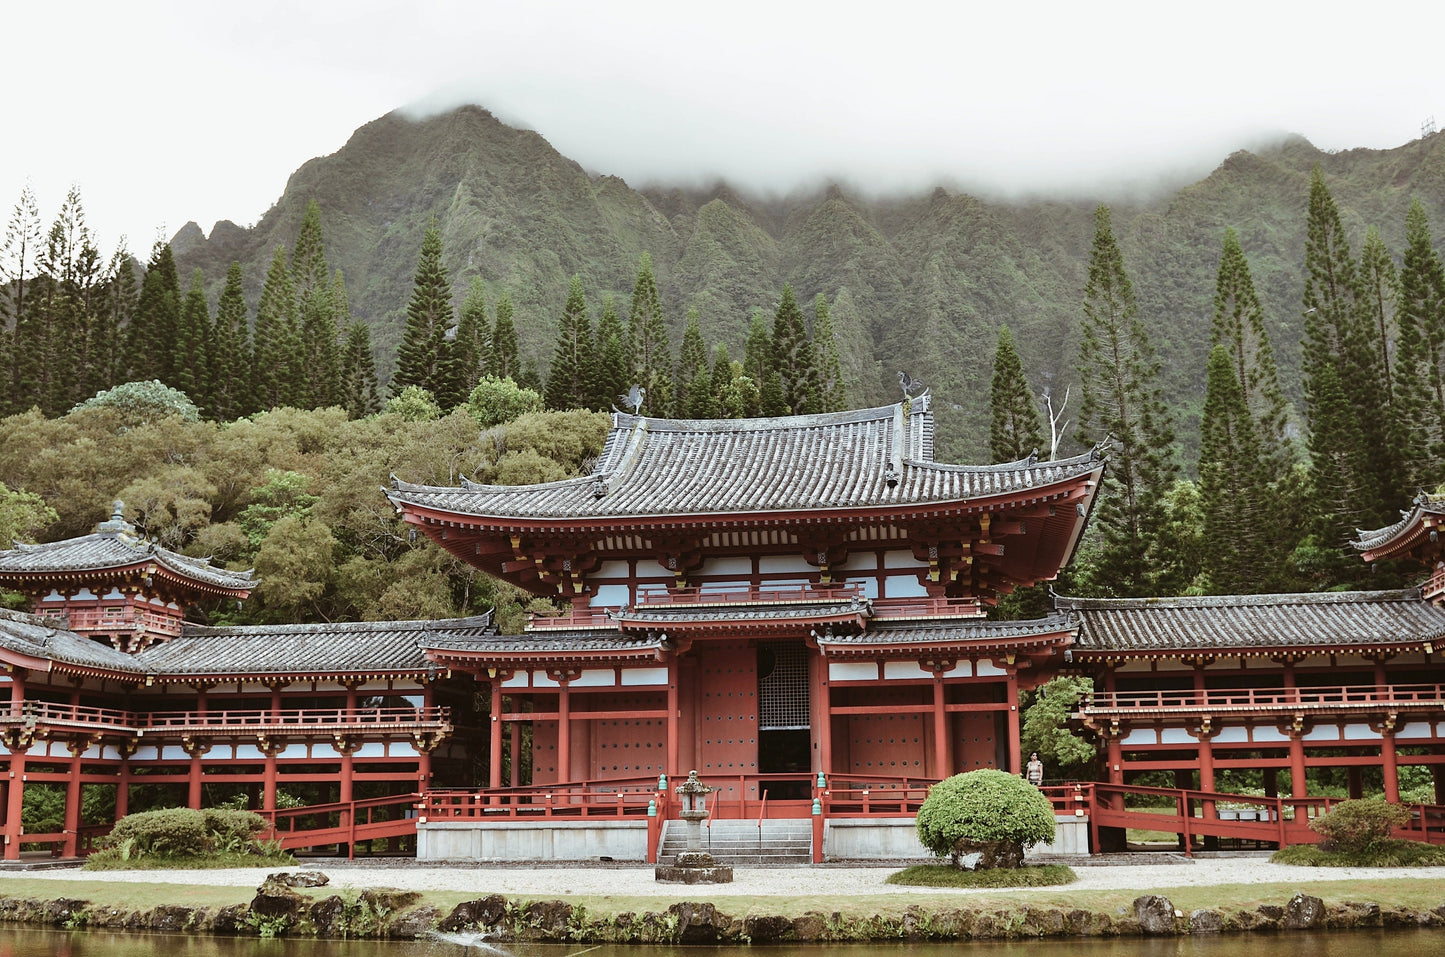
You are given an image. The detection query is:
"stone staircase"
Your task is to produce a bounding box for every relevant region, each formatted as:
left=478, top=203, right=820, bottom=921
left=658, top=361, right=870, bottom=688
left=658, top=819, right=813, bottom=866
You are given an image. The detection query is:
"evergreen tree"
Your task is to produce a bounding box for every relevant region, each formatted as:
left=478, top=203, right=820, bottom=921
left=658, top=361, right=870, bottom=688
left=34, top=187, right=103, bottom=413
left=208, top=262, right=250, bottom=421
left=455, top=277, right=490, bottom=394
left=771, top=285, right=820, bottom=414
left=489, top=293, right=519, bottom=380
left=292, top=199, right=339, bottom=409
left=544, top=275, right=594, bottom=410
left=174, top=268, right=211, bottom=408
left=97, top=243, right=137, bottom=399
left=126, top=241, right=181, bottom=385
left=1300, top=168, right=1391, bottom=532
left=251, top=245, right=297, bottom=411
left=742, top=307, right=772, bottom=391
left=1, top=185, right=43, bottom=415
left=676, top=308, right=714, bottom=417
left=989, top=325, right=1044, bottom=463
left=813, top=294, right=848, bottom=412
left=627, top=253, right=672, bottom=414
left=1075, top=205, right=1179, bottom=596
left=592, top=294, right=629, bottom=411
left=392, top=222, right=456, bottom=399
left=1393, top=199, right=1445, bottom=488
left=339, top=321, right=381, bottom=417
left=1198, top=344, right=1271, bottom=593
left=1211, top=229, right=1291, bottom=477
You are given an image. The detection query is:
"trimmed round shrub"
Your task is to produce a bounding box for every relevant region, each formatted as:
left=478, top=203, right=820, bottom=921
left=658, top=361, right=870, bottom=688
left=915, top=769, right=1057, bottom=869
left=103, top=807, right=210, bottom=858
left=1309, top=799, right=1411, bottom=853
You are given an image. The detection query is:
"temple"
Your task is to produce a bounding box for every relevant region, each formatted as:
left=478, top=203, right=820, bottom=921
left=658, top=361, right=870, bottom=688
left=0, top=398, right=1442, bottom=861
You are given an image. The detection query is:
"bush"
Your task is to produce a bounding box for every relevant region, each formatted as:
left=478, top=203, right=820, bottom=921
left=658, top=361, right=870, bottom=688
left=886, top=863, right=1076, bottom=887
left=99, top=806, right=269, bottom=860
left=1309, top=799, right=1411, bottom=853
left=467, top=376, right=543, bottom=428
left=202, top=808, right=269, bottom=851
left=71, top=380, right=200, bottom=424
left=915, top=769, right=1057, bottom=869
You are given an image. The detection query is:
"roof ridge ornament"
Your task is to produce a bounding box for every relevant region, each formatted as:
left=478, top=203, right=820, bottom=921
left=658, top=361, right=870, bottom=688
left=96, top=500, right=136, bottom=539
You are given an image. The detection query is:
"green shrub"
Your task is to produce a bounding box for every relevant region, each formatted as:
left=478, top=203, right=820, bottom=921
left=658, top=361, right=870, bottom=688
left=886, top=863, right=1077, bottom=887
left=202, top=808, right=268, bottom=851
left=102, top=807, right=210, bottom=858
left=915, top=769, right=1057, bottom=869
left=1309, top=799, right=1411, bottom=853
left=1273, top=838, right=1445, bottom=867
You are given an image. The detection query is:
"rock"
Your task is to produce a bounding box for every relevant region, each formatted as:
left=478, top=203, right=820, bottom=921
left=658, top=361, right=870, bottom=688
left=970, top=912, right=1004, bottom=939
left=439, top=895, right=509, bottom=932
left=745, top=914, right=792, bottom=942
left=1015, top=905, right=1066, bottom=936
left=1284, top=893, right=1325, bottom=929
left=654, top=863, right=734, bottom=883
left=251, top=877, right=307, bottom=919
left=1328, top=901, right=1381, bottom=928
left=267, top=869, right=330, bottom=888
left=387, top=904, right=440, bottom=939
left=309, top=895, right=347, bottom=937
left=360, top=888, right=422, bottom=914
left=1257, top=904, right=1284, bottom=920
left=1065, top=908, right=1112, bottom=936
left=518, top=899, right=572, bottom=939
left=212, top=903, right=249, bottom=934
left=1189, top=909, right=1224, bottom=934
left=1381, top=905, right=1421, bottom=927
left=147, top=905, right=196, bottom=932
left=42, top=899, right=87, bottom=926
left=1232, top=908, right=1278, bottom=931
left=1133, top=895, right=1177, bottom=936
left=670, top=902, right=730, bottom=943
left=791, top=911, right=827, bottom=941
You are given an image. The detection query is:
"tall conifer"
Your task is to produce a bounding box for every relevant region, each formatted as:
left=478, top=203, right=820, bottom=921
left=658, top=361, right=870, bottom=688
left=544, top=276, right=594, bottom=410
left=174, top=268, right=211, bottom=408
left=126, top=241, right=181, bottom=385
left=1198, top=344, right=1271, bottom=593
left=455, top=277, right=490, bottom=394
left=392, top=222, right=455, bottom=400
left=814, top=294, right=848, bottom=412
left=208, top=262, right=250, bottom=421
left=1075, top=205, right=1178, bottom=596
left=292, top=200, right=339, bottom=409
left=1395, top=199, right=1445, bottom=487
left=676, top=308, right=714, bottom=418
left=989, top=325, right=1044, bottom=463
left=339, top=321, right=380, bottom=417
left=627, top=253, right=672, bottom=414
left=592, top=295, right=628, bottom=411
left=771, top=285, right=820, bottom=415
left=251, top=245, right=297, bottom=411
left=489, top=293, right=519, bottom=381
left=2, top=186, right=43, bottom=415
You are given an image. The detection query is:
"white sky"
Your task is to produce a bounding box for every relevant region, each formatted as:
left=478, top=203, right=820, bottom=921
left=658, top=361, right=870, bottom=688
left=7, top=0, right=1444, bottom=255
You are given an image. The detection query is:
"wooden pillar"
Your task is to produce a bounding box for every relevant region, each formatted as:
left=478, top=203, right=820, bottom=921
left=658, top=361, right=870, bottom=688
left=1434, top=764, right=1445, bottom=805
left=666, top=658, right=680, bottom=780
left=557, top=679, right=572, bottom=785
left=1289, top=732, right=1307, bottom=799
left=1005, top=671, right=1021, bottom=774
left=417, top=682, right=435, bottom=791
left=815, top=656, right=832, bottom=778
left=509, top=721, right=522, bottom=788
left=1381, top=733, right=1400, bottom=803
left=1197, top=733, right=1215, bottom=792
left=1347, top=767, right=1363, bottom=799
left=1106, top=735, right=1123, bottom=785
left=63, top=747, right=83, bottom=857
left=931, top=672, right=948, bottom=777
left=263, top=685, right=282, bottom=812
left=187, top=686, right=208, bottom=809
left=4, top=671, right=28, bottom=861
left=488, top=676, right=503, bottom=790
left=340, top=686, right=358, bottom=804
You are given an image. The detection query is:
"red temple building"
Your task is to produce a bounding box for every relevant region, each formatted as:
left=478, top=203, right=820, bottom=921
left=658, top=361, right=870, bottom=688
left=0, top=398, right=1442, bottom=861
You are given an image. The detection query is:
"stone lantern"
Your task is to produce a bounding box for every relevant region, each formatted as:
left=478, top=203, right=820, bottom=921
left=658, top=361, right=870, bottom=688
left=654, top=769, right=733, bottom=884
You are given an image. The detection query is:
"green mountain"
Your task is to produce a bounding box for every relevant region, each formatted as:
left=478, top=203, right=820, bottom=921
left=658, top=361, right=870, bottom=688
left=172, top=104, right=1445, bottom=462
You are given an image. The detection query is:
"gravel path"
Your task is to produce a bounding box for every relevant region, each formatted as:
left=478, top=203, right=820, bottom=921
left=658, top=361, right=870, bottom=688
left=5, top=858, right=1445, bottom=898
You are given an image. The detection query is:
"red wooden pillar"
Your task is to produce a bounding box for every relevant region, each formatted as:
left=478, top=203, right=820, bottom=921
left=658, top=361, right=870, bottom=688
left=666, top=658, right=680, bottom=780
left=509, top=722, right=522, bottom=788
left=815, top=656, right=832, bottom=778
left=340, top=685, right=357, bottom=804
left=4, top=671, right=28, bottom=861
left=931, top=672, right=948, bottom=777
left=1198, top=733, right=1215, bottom=792
left=1288, top=733, right=1307, bottom=799
left=114, top=755, right=129, bottom=820
left=1381, top=733, right=1400, bottom=803
left=1106, top=735, right=1123, bottom=784
left=262, top=685, right=282, bottom=812
left=417, top=682, right=434, bottom=790
left=488, top=676, right=503, bottom=790
left=63, top=746, right=83, bottom=857
left=557, top=679, right=572, bottom=785
left=1005, top=671, right=1021, bottom=774
left=187, top=686, right=208, bottom=809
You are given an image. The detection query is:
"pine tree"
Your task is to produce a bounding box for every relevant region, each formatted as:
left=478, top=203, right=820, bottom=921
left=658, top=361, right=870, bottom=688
left=251, top=245, right=297, bottom=411
left=676, top=308, right=714, bottom=417
left=771, top=285, right=820, bottom=415
left=1, top=185, right=43, bottom=415
left=592, top=294, right=628, bottom=411
left=126, top=241, right=181, bottom=385
left=627, top=253, right=672, bottom=414
left=743, top=307, right=772, bottom=391
left=339, top=321, right=380, bottom=417
left=1198, top=344, right=1271, bottom=593
left=1211, top=229, right=1291, bottom=477
left=209, top=262, right=250, bottom=421
left=35, top=187, right=104, bottom=413
left=392, top=222, right=456, bottom=399
left=544, top=275, right=594, bottom=410
left=292, top=199, right=339, bottom=409
left=455, top=277, right=490, bottom=394
left=489, top=293, right=519, bottom=380
left=813, top=294, right=848, bottom=412
left=989, top=325, right=1044, bottom=463
left=96, top=243, right=137, bottom=398
left=1300, top=168, right=1391, bottom=531
left=1393, top=199, right=1445, bottom=488
left=1075, top=205, right=1179, bottom=596
left=174, top=268, right=211, bottom=408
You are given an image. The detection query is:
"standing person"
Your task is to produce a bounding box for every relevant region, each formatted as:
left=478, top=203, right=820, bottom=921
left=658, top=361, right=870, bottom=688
left=1025, top=751, right=1045, bottom=787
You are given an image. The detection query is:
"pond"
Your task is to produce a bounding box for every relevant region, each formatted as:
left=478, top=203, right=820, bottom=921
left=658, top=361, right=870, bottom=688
left=2, top=927, right=1444, bottom=957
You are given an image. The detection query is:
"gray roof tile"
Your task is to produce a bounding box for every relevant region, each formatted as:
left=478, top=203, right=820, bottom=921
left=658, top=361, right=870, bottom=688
left=0, top=608, right=144, bottom=674
left=0, top=531, right=254, bottom=591
left=818, top=614, right=1074, bottom=647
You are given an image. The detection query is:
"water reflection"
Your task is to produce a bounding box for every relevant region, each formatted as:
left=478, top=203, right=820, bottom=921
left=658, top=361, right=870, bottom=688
left=0, top=928, right=1443, bottom=957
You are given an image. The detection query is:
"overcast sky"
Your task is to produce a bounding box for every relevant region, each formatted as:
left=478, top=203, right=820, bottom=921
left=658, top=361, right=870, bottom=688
left=8, top=0, right=1444, bottom=256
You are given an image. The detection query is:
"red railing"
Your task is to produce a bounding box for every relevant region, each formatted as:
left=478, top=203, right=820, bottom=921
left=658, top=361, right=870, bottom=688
left=1081, top=683, right=1445, bottom=715
left=637, top=582, right=865, bottom=605
left=259, top=793, right=421, bottom=858
left=49, top=607, right=184, bottom=637
left=871, top=596, right=983, bottom=619
left=1424, top=567, right=1445, bottom=601
left=0, top=703, right=449, bottom=737
left=421, top=784, right=658, bottom=820
left=527, top=605, right=616, bottom=629
left=0, top=701, right=133, bottom=730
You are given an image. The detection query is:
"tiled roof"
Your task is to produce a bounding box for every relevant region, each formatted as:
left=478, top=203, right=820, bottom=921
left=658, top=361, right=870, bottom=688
left=817, top=614, right=1075, bottom=647
left=135, top=614, right=496, bottom=677
left=0, top=608, right=144, bottom=674
left=613, top=599, right=869, bottom=625
left=388, top=398, right=1104, bottom=521
left=0, top=527, right=254, bottom=592
left=423, top=631, right=665, bottom=658
left=1059, top=590, right=1445, bottom=653
left=1354, top=494, right=1445, bottom=553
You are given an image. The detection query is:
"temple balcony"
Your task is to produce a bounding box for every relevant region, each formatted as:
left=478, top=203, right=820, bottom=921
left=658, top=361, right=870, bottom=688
left=41, top=606, right=184, bottom=640
left=0, top=703, right=451, bottom=740
left=1424, top=567, right=1445, bottom=603
left=1079, top=683, right=1445, bottom=722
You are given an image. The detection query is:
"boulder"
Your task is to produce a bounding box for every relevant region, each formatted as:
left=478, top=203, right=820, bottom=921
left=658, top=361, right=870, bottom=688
left=519, top=899, right=573, bottom=939
left=1132, top=895, right=1177, bottom=936
left=42, top=899, right=87, bottom=926
left=1283, top=893, right=1325, bottom=929
left=745, top=914, right=792, bottom=942
left=250, top=877, right=308, bottom=919
left=1189, top=909, right=1224, bottom=934
left=147, top=905, right=197, bottom=932
left=267, top=870, right=330, bottom=888
left=308, top=895, right=347, bottom=937
left=791, top=911, right=827, bottom=941
left=670, top=901, right=731, bottom=943
left=387, top=904, right=440, bottom=939
left=439, top=895, right=509, bottom=932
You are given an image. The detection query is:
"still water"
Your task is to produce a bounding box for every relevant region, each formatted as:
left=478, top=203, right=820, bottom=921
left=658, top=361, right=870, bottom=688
left=1, top=929, right=1443, bottom=957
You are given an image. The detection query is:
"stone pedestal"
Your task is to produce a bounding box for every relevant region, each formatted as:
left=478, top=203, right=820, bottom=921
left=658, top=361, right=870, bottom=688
left=655, top=850, right=733, bottom=884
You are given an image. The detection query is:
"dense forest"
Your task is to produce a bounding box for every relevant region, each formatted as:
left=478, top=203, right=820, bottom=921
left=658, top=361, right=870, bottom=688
left=3, top=105, right=1445, bottom=620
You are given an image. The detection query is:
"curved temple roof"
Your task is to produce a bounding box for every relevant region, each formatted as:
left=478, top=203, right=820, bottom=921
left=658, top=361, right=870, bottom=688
left=0, top=506, right=255, bottom=595
left=387, top=398, right=1105, bottom=523
left=1354, top=493, right=1445, bottom=563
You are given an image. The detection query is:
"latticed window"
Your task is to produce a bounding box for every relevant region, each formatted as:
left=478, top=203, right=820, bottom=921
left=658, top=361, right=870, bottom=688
left=758, top=641, right=810, bottom=730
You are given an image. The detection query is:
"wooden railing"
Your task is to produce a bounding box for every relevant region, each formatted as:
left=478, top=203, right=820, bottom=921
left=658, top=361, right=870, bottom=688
left=47, top=607, right=184, bottom=637
left=420, top=785, right=658, bottom=820
left=637, top=582, right=865, bottom=605
left=1424, top=567, right=1445, bottom=601
left=259, top=793, right=421, bottom=858
left=871, top=596, right=983, bottom=619
left=1081, top=683, right=1445, bottom=715
left=0, top=702, right=449, bottom=737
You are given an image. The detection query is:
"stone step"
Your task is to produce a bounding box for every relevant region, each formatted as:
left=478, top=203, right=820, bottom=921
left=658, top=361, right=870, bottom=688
left=659, top=821, right=813, bottom=865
